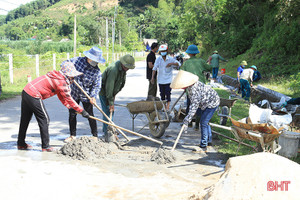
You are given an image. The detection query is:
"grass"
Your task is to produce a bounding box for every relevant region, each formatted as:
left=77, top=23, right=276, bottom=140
left=0, top=54, right=146, bottom=101
left=218, top=54, right=300, bottom=98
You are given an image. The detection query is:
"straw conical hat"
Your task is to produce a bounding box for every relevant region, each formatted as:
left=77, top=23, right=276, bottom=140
left=170, top=70, right=199, bottom=89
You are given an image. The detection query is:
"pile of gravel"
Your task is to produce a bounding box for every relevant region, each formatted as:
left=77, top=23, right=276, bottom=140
left=151, top=148, right=176, bottom=164
left=58, top=136, right=115, bottom=161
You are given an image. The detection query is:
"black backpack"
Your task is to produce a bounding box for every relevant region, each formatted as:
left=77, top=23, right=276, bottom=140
left=253, top=70, right=261, bottom=82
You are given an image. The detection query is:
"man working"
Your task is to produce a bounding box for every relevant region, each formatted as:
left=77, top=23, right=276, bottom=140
left=17, top=62, right=90, bottom=152
left=64, top=46, right=106, bottom=142
left=237, top=60, right=247, bottom=93
left=146, top=42, right=159, bottom=99
left=99, top=54, right=135, bottom=139
left=239, top=65, right=257, bottom=101
left=181, top=44, right=214, bottom=130
left=207, top=50, right=227, bottom=81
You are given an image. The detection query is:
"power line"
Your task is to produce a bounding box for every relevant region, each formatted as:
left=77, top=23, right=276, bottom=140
left=0, top=0, right=19, bottom=6
left=0, top=8, right=9, bottom=12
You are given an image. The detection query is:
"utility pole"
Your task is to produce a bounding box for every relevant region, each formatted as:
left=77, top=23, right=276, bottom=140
left=74, top=15, right=77, bottom=57
left=139, top=28, right=142, bottom=42
left=112, top=6, right=117, bottom=62
left=106, top=17, right=109, bottom=51
left=119, top=30, right=121, bottom=46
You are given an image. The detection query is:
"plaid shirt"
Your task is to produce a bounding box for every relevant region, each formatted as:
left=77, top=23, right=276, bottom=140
left=62, top=57, right=102, bottom=102
left=183, top=81, right=220, bottom=125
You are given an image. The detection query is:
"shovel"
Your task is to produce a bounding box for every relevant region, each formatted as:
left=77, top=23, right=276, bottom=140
left=73, top=80, right=130, bottom=142
left=89, top=115, right=163, bottom=146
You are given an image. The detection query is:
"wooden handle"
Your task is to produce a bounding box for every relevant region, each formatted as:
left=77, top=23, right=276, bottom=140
left=74, top=80, right=130, bottom=141
left=171, top=125, right=185, bottom=152
left=89, top=116, right=163, bottom=146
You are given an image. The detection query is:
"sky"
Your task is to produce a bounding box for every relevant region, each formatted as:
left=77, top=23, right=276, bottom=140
left=0, top=0, right=36, bottom=15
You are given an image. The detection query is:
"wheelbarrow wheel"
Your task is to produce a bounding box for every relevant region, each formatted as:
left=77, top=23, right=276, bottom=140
left=220, top=106, right=229, bottom=125
left=148, top=111, right=169, bottom=138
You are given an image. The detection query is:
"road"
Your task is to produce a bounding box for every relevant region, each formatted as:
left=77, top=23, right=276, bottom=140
left=0, top=60, right=226, bottom=200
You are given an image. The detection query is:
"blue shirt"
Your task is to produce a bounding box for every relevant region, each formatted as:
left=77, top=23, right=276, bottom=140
left=237, top=65, right=245, bottom=75
left=62, top=57, right=102, bottom=102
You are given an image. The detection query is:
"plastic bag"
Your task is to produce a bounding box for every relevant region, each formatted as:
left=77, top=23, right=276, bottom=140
left=249, top=104, right=272, bottom=124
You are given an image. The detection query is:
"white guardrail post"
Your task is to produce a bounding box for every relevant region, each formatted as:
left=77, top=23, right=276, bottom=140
left=53, top=53, right=56, bottom=70
left=9, top=54, right=13, bottom=84
left=35, top=54, right=39, bottom=77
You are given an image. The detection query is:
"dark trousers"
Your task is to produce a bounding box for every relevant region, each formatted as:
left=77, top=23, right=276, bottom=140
left=212, top=67, right=219, bottom=79
left=18, top=90, right=50, bottom=149
left=239, top=79, right=251, bottom=100
left=69, top=99, right=97, bottom=137
left=158, top=83, right=171, bottom=102
left=147, top=78, right=157, bottom=97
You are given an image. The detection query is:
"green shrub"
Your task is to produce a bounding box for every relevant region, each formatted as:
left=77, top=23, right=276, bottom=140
left=289, top=72, right=300, bottom=94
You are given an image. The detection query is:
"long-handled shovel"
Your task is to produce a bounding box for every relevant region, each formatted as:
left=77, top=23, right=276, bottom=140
left=171, top=125, right=186, bottom=152
left=73, top=80, right=130, bottom=142
left=89, top=115, right=163, bottom=146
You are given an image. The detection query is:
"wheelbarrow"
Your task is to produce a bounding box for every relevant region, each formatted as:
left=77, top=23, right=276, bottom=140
left=209, top=117, right=282, bottom=155
left=217, top=98, right=238, bottom=125
left=117, top=100, right=171, bottom=138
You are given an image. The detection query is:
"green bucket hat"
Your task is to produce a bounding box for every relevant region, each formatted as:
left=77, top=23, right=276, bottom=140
left=241, top=60, right=248, bottom=66
left=213, top=50, right=218, bottom=54
left=120, top=54, right=135, bottom=69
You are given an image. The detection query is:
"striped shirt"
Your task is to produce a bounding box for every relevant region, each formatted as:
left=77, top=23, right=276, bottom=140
left=183, top=81, right=220, bottom=125
left=62, top=57, right=102, bottom=102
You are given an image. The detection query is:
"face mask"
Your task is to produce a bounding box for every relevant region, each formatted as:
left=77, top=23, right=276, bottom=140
left=88, top=60, right=98, bottom=67
left=160, top=52, right=167, bottom=56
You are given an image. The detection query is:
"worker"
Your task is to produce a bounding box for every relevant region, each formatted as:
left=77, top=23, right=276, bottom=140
left=207, top=50, right=227, bottom=81
left=171, top=70, right=220, bottom=152
left=17, top=62, right=90, bottom=152
left=181, top=44, right=214, bottom=130
left=151, top=44, right=181, bottom=111
left=146, top=42, right=159, bottom=99
left=239, top=65, right=257, bottom=101
left=63, top=47, right=105, bottom=143
left=280, top=97, right=300, bottom=107
left=99, top=54, right=135, bottom=140
left=237, top=60, right=247, bottom=93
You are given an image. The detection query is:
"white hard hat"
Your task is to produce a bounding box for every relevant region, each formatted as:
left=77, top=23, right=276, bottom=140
left=159, top=44, right=168, bottom=51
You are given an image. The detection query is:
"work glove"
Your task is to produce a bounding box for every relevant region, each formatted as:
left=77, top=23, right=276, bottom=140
left=182, top=124, right=188, bottom=134
left=81, top=110, right=90, bottom=118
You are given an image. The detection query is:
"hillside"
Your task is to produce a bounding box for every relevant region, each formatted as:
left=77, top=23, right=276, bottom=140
left=0, top=0, right=299, bottom=86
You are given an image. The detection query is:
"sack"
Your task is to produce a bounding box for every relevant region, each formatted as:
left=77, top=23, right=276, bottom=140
left=253, top=70, right=261, bottom=82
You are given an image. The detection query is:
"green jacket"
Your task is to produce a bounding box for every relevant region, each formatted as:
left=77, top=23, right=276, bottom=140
left=99, top=61, right=126, bottom=106
left=210, top=53, right=226, bottom=68
left=181, top=57, right=213, bottom=83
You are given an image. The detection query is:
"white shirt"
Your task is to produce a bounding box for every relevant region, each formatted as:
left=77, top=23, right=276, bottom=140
left=240, top=68, right=254, bottom=83
left=153, top=55, right=181, bottom=84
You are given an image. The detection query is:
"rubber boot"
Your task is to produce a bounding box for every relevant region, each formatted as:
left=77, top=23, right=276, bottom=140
left=194, top=116, right=200, bottom=131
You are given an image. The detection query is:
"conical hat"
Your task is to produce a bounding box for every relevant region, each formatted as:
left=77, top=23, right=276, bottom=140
left=170, top=70, right=199, bottom=89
